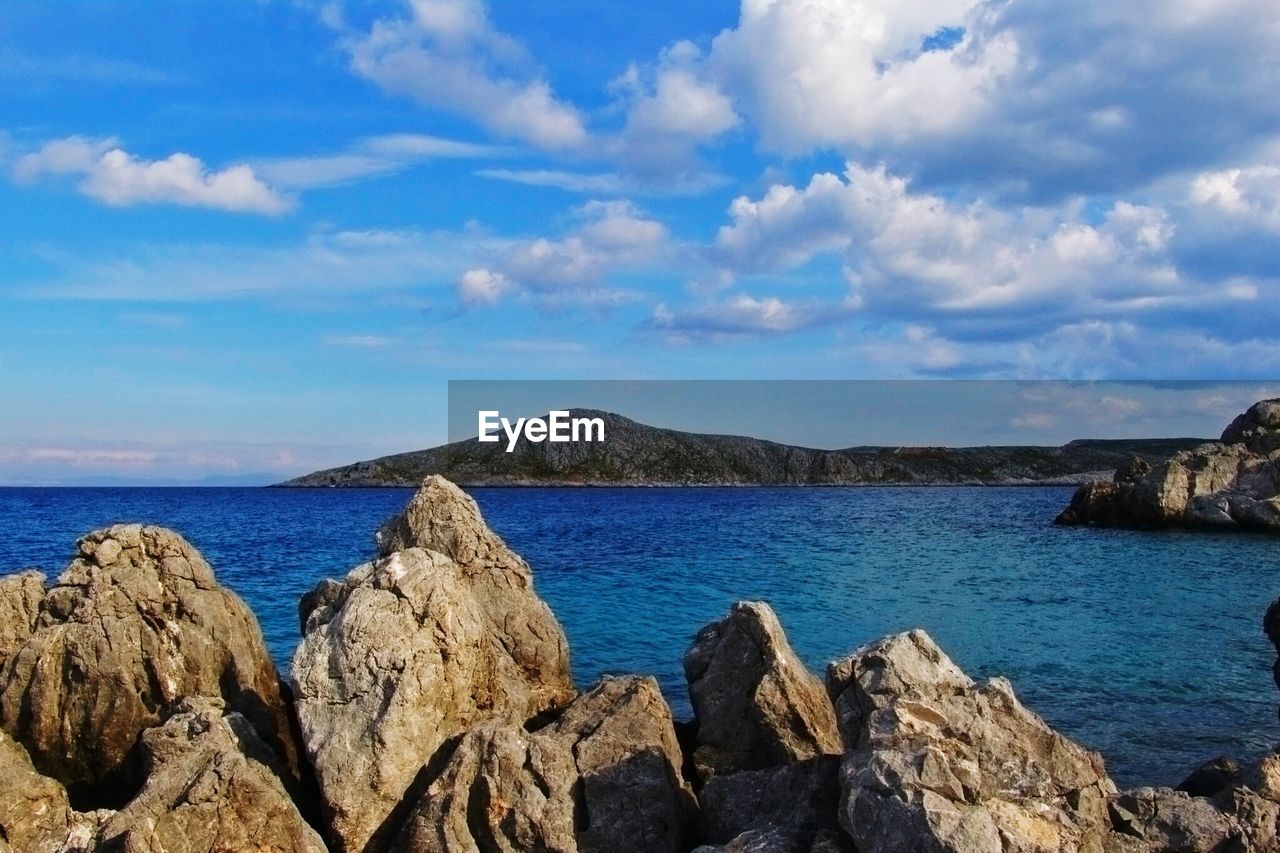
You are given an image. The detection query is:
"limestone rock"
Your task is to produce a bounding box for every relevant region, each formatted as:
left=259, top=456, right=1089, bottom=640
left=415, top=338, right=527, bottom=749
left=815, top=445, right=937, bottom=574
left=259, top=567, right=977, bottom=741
left=693, top=827, right=854, bottom=852
left=0, top=728, right=103, bottom=853
left=392, top=675, right=697, bottom=853
left=1057, top=399, right=1280, bottom=531
left=1108, top=787, right=1235, bottom=851
left=698, top=755, right=846, bottom=852
left=829, top=630, right=1116, bottom=853
left=0, top=569, right=44, bottom=671
left=98, top=697, right=326, bottom=852
left=292, top=477, right=574, bottom=853
left=684, top=602, right=842, bottom=779
left=0, top=525, right=299, bottom=808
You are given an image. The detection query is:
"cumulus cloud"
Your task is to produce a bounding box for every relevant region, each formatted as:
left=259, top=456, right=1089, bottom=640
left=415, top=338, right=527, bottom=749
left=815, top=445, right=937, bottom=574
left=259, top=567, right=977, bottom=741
left=712, top=163, right=1201, bottom=337
left=15, top=136, right=291, bottom=214
left=1190, top=165, right=1280, bottom=231
left=457, top=200, right=668, bottom=307
left=343, top=0, right=587, bottom=150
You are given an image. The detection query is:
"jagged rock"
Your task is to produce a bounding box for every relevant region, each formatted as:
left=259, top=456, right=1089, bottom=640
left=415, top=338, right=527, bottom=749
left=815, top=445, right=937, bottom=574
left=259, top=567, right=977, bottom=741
left=1177, top=756, right=1241, bottom=798
left=292, top=476, right=574, bottom=853
left=392, top=675, right=697, bottom=853
left=684, top=601, right=841, bottom=780
left=0, top=729, right=104, bottom=853
left=0, top=525, right=300, bottom=808
left=1108, top=787, right=1236, bottom=851
left=0, top=569, right=44, bottom=671
left=828, top=630, right=1117, bottom=853
left=1057, top=399, right=1280, bottom=531
left=1222, top=399, right=1280, bottom=454
left=825, top=629, right=973, bottom=747
left=98, top=697, right=326, bottom=852
left=698, top=755, right=846, bottom=852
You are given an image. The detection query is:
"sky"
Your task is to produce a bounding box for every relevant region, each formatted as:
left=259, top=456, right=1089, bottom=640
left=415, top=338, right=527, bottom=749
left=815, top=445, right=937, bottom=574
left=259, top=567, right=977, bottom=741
left=2, top=0, right=1279, bottom=483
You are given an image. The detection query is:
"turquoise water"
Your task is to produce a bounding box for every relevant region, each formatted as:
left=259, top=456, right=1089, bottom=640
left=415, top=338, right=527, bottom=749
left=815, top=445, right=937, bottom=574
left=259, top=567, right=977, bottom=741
left=1, top=485, right=1277, bottom=788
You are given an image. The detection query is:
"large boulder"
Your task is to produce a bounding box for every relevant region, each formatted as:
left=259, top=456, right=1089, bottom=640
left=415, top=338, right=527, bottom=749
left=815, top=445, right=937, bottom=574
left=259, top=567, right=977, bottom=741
left=684, top=602, right=842, bottom=780
left=1057, top=399, right=1280, bottom=531
left=97, top=697, right=326, bottom=852
left=0, top=729, right=104, bottom=853
left=292, top=476, right=574, bottom=853
left=0, top=525, right=299, bottom=808
left=0, top=569, right=44, bottom=671
left=827, top=631, right=1118, bottom=853
left=392, top=675, right=697, bottom=852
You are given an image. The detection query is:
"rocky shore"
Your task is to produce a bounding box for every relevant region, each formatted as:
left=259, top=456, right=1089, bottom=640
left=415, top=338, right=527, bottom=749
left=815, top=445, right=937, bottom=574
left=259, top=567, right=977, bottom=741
left=1057, top=399, right=1280, bottom=532
left=2, top=475, right=1279, bottom=851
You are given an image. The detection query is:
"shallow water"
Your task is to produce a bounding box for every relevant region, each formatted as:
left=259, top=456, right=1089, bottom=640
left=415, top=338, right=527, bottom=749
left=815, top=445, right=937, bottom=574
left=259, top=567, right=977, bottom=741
left=2, top=485, right=1277, bottom=788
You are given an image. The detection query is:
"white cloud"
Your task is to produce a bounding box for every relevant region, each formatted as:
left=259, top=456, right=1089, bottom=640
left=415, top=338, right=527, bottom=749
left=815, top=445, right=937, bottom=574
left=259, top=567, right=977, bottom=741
left=15, top=136, right=291, bottom=214
left=476, top=169, right=625, bottom=194
left=323, top=334, right=399, bottom=348
left=707, top=0, right=1013, bottom=153
left=256, top=132, right=511, bottom=189
left=344, top=0, right=587, bottom=150
left=714, top=163, right=1193, bottom=331
left=1190, top=165, right=1280, bottom=230
left=650, top=293, right=857, bottom=342
left=460, top=200, right=668, bottom=307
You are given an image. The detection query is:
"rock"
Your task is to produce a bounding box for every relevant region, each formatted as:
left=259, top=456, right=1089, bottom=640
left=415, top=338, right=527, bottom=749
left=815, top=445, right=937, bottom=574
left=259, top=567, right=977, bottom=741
left=1057, top=399, right=1280, bottom=531
left=0, top=728, right=104, bottom=853
left=825, top=629, right=973, bottom=747
left=1222, top=399, right=1280, bottom=453
left=98, top=697, right=326, bottom=852
left=0, top=569, right=44, bottom=671
left=694, top=827, right=854, bottom=852
left=829, top=630, right=1117, bottom=853
left=292, top=477, right=574, bottom=853
left=1108, top=787, right=1235, bottom=851
left=0, top=525, right=300, bottom=809
left=1177, top=756, right=1241, bottom=798
left=698, top=755, right=846, bottom=852
left=684, top=601, right=842, bottom=779
left=392, top=675, right=697, bottom=853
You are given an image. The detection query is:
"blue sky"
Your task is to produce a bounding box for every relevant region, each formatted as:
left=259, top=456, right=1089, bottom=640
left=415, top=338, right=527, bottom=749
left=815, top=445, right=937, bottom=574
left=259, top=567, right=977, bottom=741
left=2, top=0, right=1280, bottom=483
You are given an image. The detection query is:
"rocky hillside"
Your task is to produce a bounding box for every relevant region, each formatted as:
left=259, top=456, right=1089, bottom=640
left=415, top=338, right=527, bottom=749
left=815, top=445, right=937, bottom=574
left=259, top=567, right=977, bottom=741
left=278, top=409, right=1207, bottom=487
left=1058, top=398, right=1280, bottom=531
left=4, top=476, right=1280, bottom=851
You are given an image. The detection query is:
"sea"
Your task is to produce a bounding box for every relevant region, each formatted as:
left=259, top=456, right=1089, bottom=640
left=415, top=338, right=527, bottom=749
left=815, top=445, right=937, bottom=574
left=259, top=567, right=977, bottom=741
left=2, top=485, right=1277, bottom=788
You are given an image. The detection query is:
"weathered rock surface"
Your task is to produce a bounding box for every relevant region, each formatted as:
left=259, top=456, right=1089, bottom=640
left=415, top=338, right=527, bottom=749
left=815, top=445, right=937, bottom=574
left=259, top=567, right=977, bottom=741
left=292, top=476, right=574, bottom=853
left=0, top=569, right=44, bottom=671
left=0, top=525, right=299, bottom=808
left=1108, top=787, right=1237, bottom=851
left=0, top=728, right=103, bottom=853
left=684, top=601, right=842, bottom=780
left=828, top=630, right=1118, bottom=853
left=98, top=697, right=326, bottom=852
left=698, top=755, right=845, bottom=852
left=1057, top=398, right=1280, bottom=531
left=1177, top=756, right=1242, bottom=798
left=392, top=675, right=696, bottom=853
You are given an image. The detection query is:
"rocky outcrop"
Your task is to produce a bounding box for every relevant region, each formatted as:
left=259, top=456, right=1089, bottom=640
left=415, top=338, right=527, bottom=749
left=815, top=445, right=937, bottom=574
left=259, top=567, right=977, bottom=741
left=684, top=602, right=842, bottom=780
left=827, top=630, right=1118, bottom=853
left=392, top=675, right=697, bottom=853
left=1057, top=398, right=1280, bottom=531
left=0, top=569, right=44, bottom=671
left=0, top=525, right=300, bottom=809
left=292, top=475, right=575, bottom=852
left=97, top=697, right=326, bottom=852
